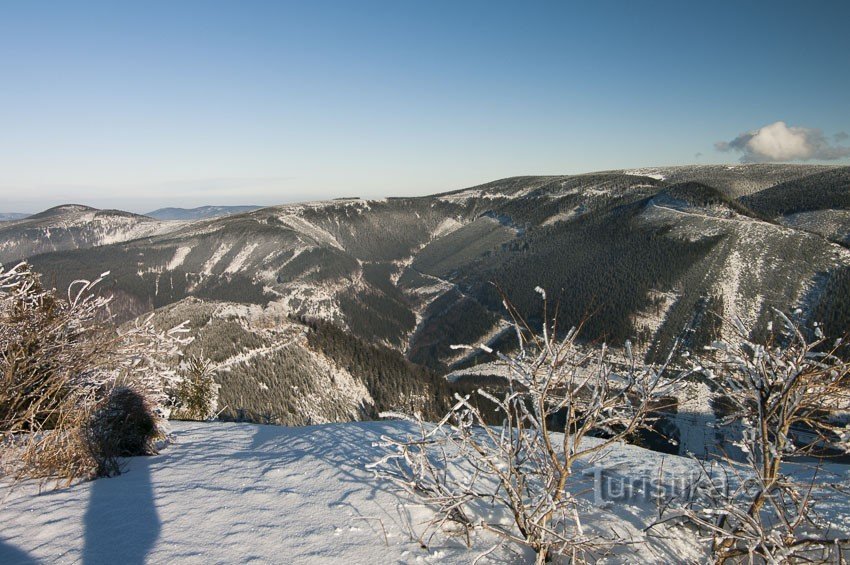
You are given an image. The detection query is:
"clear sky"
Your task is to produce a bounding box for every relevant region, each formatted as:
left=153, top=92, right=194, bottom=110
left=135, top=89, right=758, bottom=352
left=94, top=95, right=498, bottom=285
left=1, top=0, right=848, bottom=213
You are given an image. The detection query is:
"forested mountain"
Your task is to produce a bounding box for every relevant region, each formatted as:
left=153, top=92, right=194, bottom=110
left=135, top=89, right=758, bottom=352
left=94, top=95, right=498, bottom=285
left=146, top=205, right=263, bottom=221
left=0, top=212, right=30, bottom=222
left=9, top=165, right=850, bottom=381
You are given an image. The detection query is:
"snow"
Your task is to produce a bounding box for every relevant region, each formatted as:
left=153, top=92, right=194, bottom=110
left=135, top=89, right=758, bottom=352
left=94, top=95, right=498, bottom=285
left=1, top=422, right=483, bottom=564
left=431, top=218, right=463, bottom=238
left=223, top=243, right=259, bottom=274
left=3, top=420, right=850, bottom=563
left=166, top=247, right=192, bottom=271
left=201, top=243, right=233, bottom=275
left=446, top=360, right=515, bottom=383
left=275, top=214, right=344, bottom=251
left=624, top=169, right=666, bottom=181
left=640, top=197, right=850, bottom=345
left=97, top=219, right=182, bottom=246
left=0, top=420, right=707, bottom=564
left=0, top=210, right=186, bottom=264
left=718, top=247, right=759, bottom=332
left=542, top=207, right=583, bottom=226
left=269, top=261, right=367, bottom=322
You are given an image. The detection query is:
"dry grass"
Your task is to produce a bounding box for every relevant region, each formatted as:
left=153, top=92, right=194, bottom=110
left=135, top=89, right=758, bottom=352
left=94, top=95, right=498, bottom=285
left=0, top=262, right=189, bottom=486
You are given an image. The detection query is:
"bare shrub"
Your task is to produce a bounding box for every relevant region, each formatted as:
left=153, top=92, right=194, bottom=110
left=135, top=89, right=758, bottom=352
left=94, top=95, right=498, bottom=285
left=670, top=310, right=850, bottom=563
left=371, top=289, right=682, bottom=563
left=0, top=262, right=190, bottom=484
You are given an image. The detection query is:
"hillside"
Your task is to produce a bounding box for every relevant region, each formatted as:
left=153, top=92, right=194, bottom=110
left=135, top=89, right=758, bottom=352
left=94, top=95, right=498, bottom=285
left=0, top=205, right=185, bottom=265
left=17, top=165, right=850, bottom=372
left=4, top=166, right=850, bottom=562
left=145, top=298, right=453, bottom=425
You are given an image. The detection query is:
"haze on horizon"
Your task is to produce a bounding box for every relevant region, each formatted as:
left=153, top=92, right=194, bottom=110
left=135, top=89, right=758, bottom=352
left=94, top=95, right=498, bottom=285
left=1, top=0, right=849, bottom=213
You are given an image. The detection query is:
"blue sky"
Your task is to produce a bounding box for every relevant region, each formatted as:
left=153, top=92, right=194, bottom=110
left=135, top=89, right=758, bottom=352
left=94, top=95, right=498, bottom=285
left=1, top=0, right=848, bottom=212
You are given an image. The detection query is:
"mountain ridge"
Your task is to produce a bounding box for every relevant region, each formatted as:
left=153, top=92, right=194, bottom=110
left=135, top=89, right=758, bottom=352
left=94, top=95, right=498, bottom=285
left=146, top=205, right=263, bottom=221
left=5, top=163, right=850, bottom=425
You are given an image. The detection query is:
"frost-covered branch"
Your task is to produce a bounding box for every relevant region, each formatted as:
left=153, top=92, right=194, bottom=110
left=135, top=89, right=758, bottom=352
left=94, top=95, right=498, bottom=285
left=371, top=289, right=682, bottom=563
left=669, top=310, right=850, bottom=563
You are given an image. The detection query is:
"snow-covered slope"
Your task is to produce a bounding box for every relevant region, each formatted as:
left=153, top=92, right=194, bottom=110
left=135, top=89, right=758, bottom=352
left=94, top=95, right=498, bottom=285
left=0, top=421, right=717, bottom=564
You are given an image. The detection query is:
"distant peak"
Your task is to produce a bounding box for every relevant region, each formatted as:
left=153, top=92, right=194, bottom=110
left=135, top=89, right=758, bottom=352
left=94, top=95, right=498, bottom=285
left=49, top=204, right=95, bottom=212
left=27, top=204, right=97, bottom=219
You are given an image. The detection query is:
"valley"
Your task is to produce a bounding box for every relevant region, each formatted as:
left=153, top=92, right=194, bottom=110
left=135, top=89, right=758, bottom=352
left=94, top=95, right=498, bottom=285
left=4, top=164, right=850, bottom=429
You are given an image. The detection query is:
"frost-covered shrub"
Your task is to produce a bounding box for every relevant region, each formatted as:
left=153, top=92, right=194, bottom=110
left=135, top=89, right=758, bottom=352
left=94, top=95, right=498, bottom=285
left=371, top=289, right=682, bottom=564
left=674, top=310, right=850, bottom=563
left=0, top=262, right=190, bottom=483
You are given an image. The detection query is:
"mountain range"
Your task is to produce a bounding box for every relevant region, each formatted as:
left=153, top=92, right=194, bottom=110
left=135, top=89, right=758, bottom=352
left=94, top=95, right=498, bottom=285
left=4, top=164, right=850, bottom=424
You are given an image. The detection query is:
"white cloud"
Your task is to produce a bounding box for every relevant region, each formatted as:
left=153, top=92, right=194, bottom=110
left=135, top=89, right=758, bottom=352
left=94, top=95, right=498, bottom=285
left=715, top=121, right=850, bottom=163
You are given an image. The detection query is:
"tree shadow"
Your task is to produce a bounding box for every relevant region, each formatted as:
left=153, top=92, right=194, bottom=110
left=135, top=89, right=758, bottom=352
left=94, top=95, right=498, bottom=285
left=81, top=457, right=160, bottom=565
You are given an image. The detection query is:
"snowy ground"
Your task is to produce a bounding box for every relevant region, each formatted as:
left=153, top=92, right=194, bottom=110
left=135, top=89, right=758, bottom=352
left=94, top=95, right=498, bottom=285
left=2, top=421, right=848, bottom=564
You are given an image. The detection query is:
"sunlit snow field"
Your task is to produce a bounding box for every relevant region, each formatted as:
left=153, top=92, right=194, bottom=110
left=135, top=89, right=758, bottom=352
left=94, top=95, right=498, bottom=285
left=2, top=421, right=849, bottom=564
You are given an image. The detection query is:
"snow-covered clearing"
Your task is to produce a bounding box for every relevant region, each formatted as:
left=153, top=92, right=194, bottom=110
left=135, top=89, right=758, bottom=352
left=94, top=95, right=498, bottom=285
left=624, top=169, right=666, bottom=181
left=166, top=247, right=192, bottom=271
left=223, top=243, right=259, bottom=274
left=541, top=207, right=583, bottom=226
left=200, top=244, right=232, bottom=275
left=275, top=214, right=344, bottom=251
left=432, top=217, right=463, bottom=238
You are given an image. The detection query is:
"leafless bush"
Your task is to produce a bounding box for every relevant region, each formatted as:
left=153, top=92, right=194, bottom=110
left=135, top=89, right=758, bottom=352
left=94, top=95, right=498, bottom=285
left=669, top=310, right=850, bottom=563
left=371, top=289, right=682, bottom=563
left=0, top=262, right=191, bottom=484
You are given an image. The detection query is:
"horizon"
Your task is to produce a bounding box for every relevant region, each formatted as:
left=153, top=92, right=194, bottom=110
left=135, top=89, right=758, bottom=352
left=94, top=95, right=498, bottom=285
left=5, top=161, right=843, bottom=216
left=2, top=1, right=849, bottom=212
